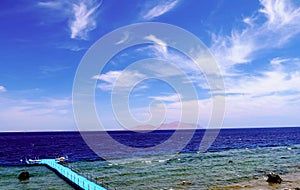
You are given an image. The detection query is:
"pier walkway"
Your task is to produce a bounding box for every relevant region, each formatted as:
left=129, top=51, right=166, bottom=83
left=39, top=159, right=107, bottom=190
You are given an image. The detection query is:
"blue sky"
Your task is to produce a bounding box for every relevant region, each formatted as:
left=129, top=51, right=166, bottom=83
left=1, top=0, right=300, bottom=131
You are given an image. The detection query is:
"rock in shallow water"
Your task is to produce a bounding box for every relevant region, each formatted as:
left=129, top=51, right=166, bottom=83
left=181, top=180, right=192, bottom=185
left=18, top=171, right=30, bottom=181
left=266, top=173, right=282, bottom=184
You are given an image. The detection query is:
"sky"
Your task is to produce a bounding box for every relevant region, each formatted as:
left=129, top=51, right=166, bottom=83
left=1, top=0, right=300, bottom=131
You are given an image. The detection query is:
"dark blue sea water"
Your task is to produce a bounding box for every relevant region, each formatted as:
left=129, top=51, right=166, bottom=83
left=1, top=127, right=300, bottom=166
left=1, top=127, right=300, bottom=189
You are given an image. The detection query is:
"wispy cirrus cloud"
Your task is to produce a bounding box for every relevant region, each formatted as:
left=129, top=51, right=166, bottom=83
left=225, top=58, right=300, bottom=96
left=149, top=93, right=182, bottom=102
left=93, top=70, right=146, bottom=91
left=141, top=35, right=212, bottom=90
left=70, top=1, right=102, bottom=39
left=57, top=42, right=87, bottom=51
left=37, top=1, right=62, bottom=9
left=142, top=0, right=179, bottom=20
left=207, top=0, right=300, bottom=125
left=210, top=0, right=300, bottom=71
left=137, top=1, right=300, bottom=127
left=208, top=0, right=300, bottom=100
left=115, top=32, right=129, bottom=45
left=144, top=34, right=168, bottom=54
left=37, top=0, right=102, bottom=40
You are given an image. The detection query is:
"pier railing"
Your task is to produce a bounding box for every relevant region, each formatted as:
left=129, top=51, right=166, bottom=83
left=39, top=159, right=110, bottom=190
left=63, top=163, right=116, bottom=190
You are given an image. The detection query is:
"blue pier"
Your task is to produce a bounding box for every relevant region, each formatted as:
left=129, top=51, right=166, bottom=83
left=37, top=159, right=107, bottom=190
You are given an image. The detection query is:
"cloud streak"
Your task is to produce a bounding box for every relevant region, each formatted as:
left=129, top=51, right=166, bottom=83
left=149, top=93, right=182, bottom=102
left=143, top=0, right=179, bottom=20
left=37, top=1, right=62, bottom=9
left=145, top=34, right=168, bottom=54
left=115, top=32, right=129, bottom=45
left=93, top=70, right=146, bottom=91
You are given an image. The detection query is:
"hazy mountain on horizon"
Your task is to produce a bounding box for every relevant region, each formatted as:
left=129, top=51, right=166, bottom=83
left=130, top=121, right=202, bottom=131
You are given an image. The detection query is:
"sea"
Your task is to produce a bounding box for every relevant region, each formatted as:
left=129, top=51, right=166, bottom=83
left=1, top=127, right=300, bottom=190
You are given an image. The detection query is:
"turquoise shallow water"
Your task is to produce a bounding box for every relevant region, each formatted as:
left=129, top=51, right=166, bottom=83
left=2, top=145, right=299, bottom=190
left=0, top=166, right=73, bottom=190
left=67, top=145, right=300, bottom=189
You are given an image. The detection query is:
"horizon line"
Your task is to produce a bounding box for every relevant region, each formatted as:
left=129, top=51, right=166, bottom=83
left=1, top=125, right=299, bottom=133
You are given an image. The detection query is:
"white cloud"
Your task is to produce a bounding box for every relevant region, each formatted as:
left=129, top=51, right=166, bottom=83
left=115, top=39, right=214, bottom=94
left=210, top=0, right=300, bottom=72
left=143, top=0, right=179, bottom=20
left=225, top=58, right=300, bottom=96
left=226, top=70, right=300, bottom=97
left=58, top=42, right=87, bottom=51
left=206, top=2, right=300, bottom=127
left=140, top=39, right=198, bottom=75
left=142, top=62, right=184, bottom=77
left=138, top=41, right=213, bottom=90
left=70, top=1, right=101, bottom=39
left=95, top=59, right=300, bottom=128
left=126, top=80, right=300, bottom=127
left=269, top=57, right=300, bottom=71
left=270, top=57, right=291, bottom=66
left=145, top=34, right=167, bottom=54
left=37, top=1, right=62, bottom=9
left=0, top=86, right=6, bottom=92
left=92, top=71, right=121, bottom=82
left=218, top=57, right=300, bottom=127
left=143, top=34, right=222, bottom=79
left=0, top=96, right=74, bottom=131
left=149, top=93, right=182, bottom=102
left=93, top=70, right=146, bottom=91
left=259, top=0, right=300, bottom=28
left=93, top=0, right=300, bottom=128
left=22, top=98, right=71, bottom=108
left=37, top=0, right=102, bottom=40
left=115, top=32, right=129, bottom=45
left=139, top=88, right=300, bottom=128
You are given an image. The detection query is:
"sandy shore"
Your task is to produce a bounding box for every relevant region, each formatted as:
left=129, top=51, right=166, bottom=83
left=210, top=171, right=300, bottom=190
